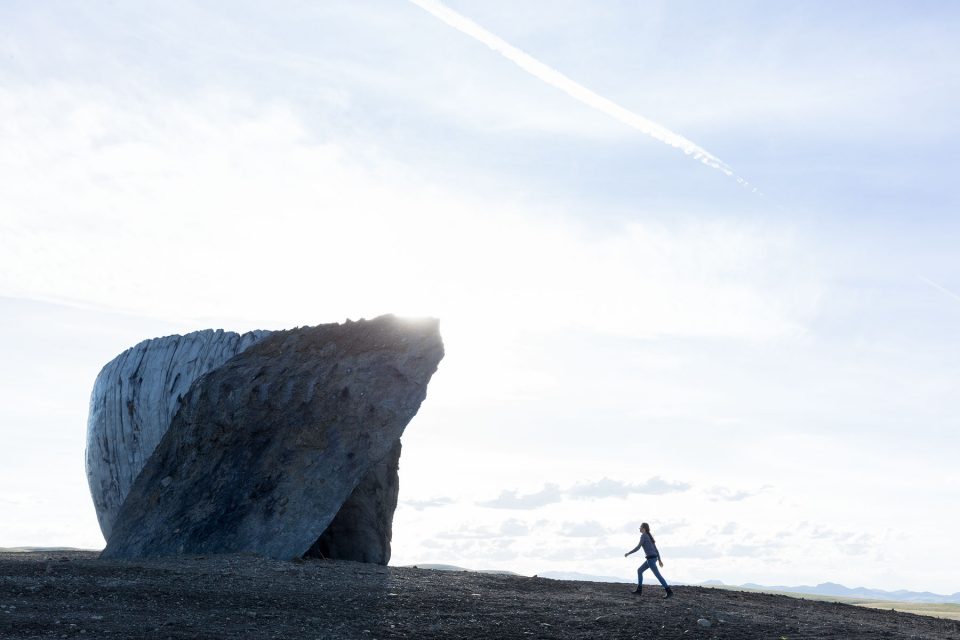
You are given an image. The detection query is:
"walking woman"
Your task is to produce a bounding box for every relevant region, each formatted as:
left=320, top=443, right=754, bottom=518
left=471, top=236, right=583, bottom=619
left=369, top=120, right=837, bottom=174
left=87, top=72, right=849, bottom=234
left=624, top=522, right=673, bottom=598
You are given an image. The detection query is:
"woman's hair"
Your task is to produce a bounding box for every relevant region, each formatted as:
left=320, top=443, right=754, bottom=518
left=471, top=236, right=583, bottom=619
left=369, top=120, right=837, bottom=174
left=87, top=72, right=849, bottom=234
left=640, top=522, right=656, bottom=543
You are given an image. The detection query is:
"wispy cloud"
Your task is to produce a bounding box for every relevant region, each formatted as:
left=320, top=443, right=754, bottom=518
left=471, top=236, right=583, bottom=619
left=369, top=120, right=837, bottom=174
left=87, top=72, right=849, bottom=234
left=0, top=85, right=809, bottom=342
left=920, top=276, right=960, bottom=304
left=499, top=519, right=530, bottom=537
left=479, top=476, right=691, bottom=510
left=558, top=520, right=609, bottom=538
left=668, top=543, right=723, bottom=560
left=705, top=485, right=768, bottom=502
left=402, top=497, right=456, bottom=510
left=431, top=519, right=533, bottom=541
left=408, top=0, right=755, bottom=189
left=568, top=477, right=691, bottom=499
left=478, top=483, right=564, bottom=509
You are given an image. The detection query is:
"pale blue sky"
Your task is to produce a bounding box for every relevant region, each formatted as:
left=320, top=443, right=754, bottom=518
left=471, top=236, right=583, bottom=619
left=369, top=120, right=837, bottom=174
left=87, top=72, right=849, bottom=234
left=1, top=1, right=958, bottom=592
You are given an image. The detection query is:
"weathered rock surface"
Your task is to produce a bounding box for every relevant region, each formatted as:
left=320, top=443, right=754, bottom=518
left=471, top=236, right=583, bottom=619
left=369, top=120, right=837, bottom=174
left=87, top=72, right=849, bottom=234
left=100, top=315, right=443, bottom=560
left=86, top=329, right=272, bottom=539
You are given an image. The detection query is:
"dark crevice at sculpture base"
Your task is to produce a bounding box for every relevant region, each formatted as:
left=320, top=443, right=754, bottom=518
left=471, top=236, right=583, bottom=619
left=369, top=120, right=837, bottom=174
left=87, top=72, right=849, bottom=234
left=304, top=440, right=401, bottom=564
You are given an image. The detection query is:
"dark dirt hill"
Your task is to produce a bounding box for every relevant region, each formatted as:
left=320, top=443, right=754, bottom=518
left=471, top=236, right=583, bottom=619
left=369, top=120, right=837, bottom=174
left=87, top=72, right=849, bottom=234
left=1, top=551, right=957, bottom=639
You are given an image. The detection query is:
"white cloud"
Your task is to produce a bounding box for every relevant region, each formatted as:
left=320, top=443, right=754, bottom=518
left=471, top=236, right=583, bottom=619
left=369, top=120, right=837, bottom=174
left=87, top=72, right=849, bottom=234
left=0, top=83, right=816, bottom=344
left=705, top=486, right=764, bottom=502
left=558, top=520, right=608, bottom=538
left=479, top=477, right=692, bottom=510
left=499, top=519, right=531, bottom=537
left=407, top=0, right=743, bottom=182
left=478, top=484, right=564, bottom=510
left=568, top=477, right=691, bottom=499
left=402, top=497, right=456, bottom=510
left=666, top=544, right=723, bottom=560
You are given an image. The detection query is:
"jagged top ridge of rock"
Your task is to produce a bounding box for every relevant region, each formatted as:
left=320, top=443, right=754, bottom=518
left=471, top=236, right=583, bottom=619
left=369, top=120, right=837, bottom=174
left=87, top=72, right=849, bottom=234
left=101, top=314, right=443, bottom=560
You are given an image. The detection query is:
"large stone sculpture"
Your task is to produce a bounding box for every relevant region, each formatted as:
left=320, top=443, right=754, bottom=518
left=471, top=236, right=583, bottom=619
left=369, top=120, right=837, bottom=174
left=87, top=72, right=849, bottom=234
left=86, top=315, right=443, bottom=562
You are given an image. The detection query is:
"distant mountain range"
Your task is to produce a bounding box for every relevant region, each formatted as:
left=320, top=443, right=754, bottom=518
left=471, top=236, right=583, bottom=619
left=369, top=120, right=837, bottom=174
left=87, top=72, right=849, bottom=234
left=702, top=580, right=960, bottom=604
left=533, top=569, right=960, bottom=605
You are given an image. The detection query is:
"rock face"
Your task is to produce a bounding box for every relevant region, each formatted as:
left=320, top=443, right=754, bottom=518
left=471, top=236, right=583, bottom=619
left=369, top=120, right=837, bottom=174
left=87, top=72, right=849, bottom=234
left=90, top=315, right=443, bottom=562
left=86, top=329, right=272, bottom=539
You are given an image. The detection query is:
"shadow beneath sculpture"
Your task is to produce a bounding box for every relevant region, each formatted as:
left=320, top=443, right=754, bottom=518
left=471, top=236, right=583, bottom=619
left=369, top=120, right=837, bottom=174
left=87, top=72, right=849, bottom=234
left=305, top=440, right=401, bottom=564
left=86, top=315, right=443, bottom=563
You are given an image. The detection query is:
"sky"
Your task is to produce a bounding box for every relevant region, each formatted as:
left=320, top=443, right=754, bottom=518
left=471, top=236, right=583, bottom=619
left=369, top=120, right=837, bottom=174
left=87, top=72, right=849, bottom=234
left=1, top=1, right=958, bottom=593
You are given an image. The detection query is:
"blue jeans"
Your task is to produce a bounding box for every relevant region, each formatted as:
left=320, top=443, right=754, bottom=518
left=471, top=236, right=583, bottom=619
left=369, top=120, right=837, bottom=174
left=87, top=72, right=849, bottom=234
left=638, top=557, right=669, bottom=588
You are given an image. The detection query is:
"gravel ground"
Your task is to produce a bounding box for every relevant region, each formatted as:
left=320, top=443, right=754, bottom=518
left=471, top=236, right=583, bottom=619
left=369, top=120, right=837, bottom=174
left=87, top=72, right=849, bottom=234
left=1, top=550, right=958, bottom=639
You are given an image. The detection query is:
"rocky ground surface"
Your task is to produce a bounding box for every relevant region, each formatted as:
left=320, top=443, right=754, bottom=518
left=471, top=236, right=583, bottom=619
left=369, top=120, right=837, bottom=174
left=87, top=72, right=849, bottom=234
left=2, top=550, right=958, bottom=639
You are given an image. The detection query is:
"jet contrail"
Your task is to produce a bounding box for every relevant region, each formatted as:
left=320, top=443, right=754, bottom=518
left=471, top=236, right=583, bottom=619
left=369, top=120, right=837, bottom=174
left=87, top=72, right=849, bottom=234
left=920, top=276, right=960, bottom=304
left=409, top=0, right=756, bottom=190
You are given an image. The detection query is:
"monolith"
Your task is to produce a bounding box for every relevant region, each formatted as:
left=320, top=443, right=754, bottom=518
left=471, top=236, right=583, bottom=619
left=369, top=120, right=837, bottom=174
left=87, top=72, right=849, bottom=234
left=89, top=315, right=442, bottom=561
